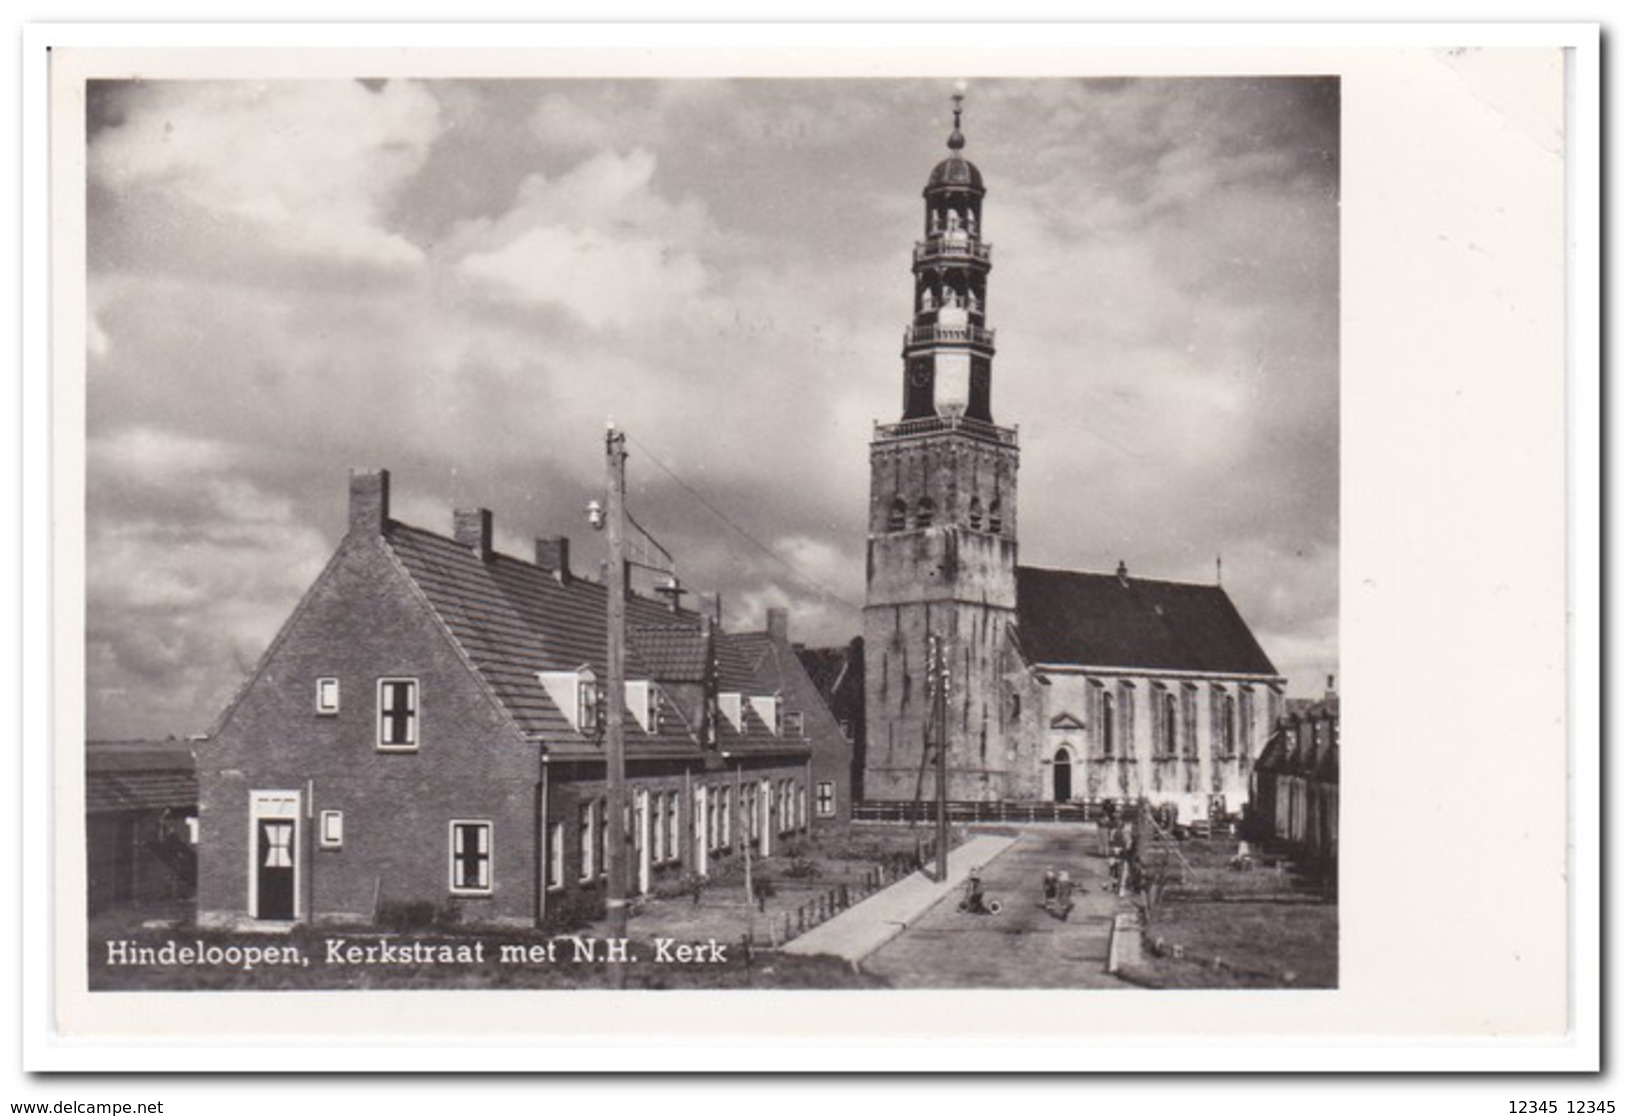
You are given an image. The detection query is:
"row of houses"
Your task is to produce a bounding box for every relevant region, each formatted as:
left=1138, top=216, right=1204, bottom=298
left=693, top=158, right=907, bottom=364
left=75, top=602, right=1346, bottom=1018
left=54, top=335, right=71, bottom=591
left=1248, top=685, right=1340, bottom=868
left=183, top=470, right=851, bottom=929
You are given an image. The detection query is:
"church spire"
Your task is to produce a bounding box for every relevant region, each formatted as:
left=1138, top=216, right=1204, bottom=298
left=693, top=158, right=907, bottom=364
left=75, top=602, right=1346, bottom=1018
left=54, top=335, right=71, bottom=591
left=948, top=87, right=966, bottom=151
left=902, top=85, right=997, bottom=425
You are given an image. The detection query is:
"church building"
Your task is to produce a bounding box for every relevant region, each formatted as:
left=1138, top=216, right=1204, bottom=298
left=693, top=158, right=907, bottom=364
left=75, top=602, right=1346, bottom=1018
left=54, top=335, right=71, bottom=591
left=862, top=95, right=1284, bottom=824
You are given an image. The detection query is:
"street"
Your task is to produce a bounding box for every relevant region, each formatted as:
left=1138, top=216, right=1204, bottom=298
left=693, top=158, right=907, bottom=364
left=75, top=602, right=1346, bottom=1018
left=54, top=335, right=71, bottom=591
left=861, top=826, right=1130, bottom=989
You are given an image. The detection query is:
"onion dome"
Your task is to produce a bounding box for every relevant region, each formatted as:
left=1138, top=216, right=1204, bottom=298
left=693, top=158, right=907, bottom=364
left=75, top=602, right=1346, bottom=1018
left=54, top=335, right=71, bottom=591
left=927, top=91, right=984, bottom=190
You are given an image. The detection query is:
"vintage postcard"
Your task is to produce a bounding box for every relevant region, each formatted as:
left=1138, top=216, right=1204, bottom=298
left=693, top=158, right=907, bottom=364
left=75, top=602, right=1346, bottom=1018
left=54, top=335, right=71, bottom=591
left=30, top=26, right=1593, bottom=1072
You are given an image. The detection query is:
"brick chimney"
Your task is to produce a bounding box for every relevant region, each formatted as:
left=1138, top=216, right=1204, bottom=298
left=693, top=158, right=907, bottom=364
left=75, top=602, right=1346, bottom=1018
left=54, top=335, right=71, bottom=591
left=698, top=593, right=722, bottom=625
left=767, top=607, right=790, bottom=645
left=535, top=536, right=571, bottom=584
left=454, top=508, right=493, bottom=562
left=348, top=469, right=390, bottom=536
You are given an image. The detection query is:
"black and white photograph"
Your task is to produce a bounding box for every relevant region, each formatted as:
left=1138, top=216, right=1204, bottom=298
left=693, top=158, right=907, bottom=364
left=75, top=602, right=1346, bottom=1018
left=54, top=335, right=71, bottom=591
left=34, top=29, right=1588, bottom=1074
left=78, top=69, right=1340, bottom=994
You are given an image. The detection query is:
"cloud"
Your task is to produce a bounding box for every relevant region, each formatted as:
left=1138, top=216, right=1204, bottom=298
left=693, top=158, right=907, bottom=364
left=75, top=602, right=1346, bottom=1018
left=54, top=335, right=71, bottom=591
left=85, top=426, right=333, bottom=739
left=90, top=80, right=441, bottom=271
left=452, top=148, right=725, bottom=331
left=81, top=77, right=1340, bottom=737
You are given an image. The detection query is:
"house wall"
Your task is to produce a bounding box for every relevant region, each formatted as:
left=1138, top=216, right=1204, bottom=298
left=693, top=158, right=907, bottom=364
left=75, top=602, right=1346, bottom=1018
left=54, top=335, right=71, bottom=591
left=541, top=756, right=812, bottom=922
left=198, top=533, right=540, bottom=929
left=764, top=615, right=853, bottom=826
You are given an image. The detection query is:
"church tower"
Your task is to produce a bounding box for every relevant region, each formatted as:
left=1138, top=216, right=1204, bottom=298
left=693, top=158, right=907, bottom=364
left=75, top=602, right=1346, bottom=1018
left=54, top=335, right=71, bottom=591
left=863, top=92, right=1020, bottom=802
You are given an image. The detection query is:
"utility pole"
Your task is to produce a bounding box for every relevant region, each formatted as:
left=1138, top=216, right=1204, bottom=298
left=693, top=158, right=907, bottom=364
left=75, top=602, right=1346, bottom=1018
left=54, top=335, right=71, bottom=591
left=604, top=421, right=630, bottom=973
left=930, top=632, right=949, bottom=882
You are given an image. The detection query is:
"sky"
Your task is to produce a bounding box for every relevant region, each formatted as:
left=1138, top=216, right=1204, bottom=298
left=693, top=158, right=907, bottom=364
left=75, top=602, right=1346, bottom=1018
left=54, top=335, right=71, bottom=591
left=83, top=75, right=1340, bottom=741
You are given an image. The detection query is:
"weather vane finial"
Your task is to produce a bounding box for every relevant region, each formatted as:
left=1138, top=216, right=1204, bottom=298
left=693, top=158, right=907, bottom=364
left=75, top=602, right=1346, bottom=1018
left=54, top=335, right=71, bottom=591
left=948, top=81, right=967, bottom=151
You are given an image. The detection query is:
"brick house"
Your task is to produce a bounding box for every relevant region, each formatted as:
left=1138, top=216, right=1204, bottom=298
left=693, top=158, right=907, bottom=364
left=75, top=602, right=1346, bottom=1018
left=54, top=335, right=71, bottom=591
left=1251, top=686, right=1340, bottom=867
left=197, top=470, right=839, bottom=929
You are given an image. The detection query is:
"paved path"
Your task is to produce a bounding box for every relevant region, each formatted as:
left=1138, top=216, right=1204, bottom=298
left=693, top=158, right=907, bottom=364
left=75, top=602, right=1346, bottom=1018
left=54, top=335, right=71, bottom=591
left=782, top=834, right=1018, bottom=963
left=861, top=825, right=1131, bottom=988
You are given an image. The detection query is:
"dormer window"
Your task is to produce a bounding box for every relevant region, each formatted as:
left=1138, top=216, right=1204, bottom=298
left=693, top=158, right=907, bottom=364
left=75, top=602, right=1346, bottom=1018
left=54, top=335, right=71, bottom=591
left=749, top=694, right=778, bottom=734
left=719, top=692, right=744, bottom=732
left=578, top=679, right=600, bottom=735
left=627, top=680, right=662, bottom=734
left=537, top=668, right=601, bottom=736
left=783, top=710, right=805, bottom=737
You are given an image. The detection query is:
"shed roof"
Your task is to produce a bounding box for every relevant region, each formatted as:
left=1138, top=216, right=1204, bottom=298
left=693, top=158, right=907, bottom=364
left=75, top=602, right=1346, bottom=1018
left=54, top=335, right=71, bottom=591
left=86, top=741, right=196, bottom=814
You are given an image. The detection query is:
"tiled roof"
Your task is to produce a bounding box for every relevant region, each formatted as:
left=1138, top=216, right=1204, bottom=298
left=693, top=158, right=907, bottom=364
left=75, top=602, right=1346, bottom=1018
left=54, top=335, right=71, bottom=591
left=384, top=524, right=716, bottom=752
left=795, top=645, right=851, bottom=696
left=1015, top=566, right=1278, bottom=676
left=628, top=625, right=709, bottom=682
left=713, top=631, right=798, bottom=752
left=86, top=741, right=196, bottom=814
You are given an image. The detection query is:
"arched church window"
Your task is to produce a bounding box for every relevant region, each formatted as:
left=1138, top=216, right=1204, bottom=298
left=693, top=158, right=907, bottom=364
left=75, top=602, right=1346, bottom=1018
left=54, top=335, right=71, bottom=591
left=988, top=499, right=1003, bottom=535
left=1161, top=692, right=1178, bottom=758
left=888, top=498, right=908, bottom=532
left=1101, top=692, right=1115, bottom=757
left=968, top=496, right=983, bottom=531
left=915, top=496, right=935, bottom=529
left=947, top=208, right=961, bottom=233
left=920, top=287, right=935, bottom=312
left=966, top=209, right=977, bottom=236
left=930, top=209, right=942, bottom=233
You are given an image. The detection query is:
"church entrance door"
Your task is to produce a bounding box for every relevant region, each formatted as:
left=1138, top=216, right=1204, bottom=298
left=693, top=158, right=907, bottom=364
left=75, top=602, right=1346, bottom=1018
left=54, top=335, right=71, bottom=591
left=1052, top=749, right=1073, bottom=802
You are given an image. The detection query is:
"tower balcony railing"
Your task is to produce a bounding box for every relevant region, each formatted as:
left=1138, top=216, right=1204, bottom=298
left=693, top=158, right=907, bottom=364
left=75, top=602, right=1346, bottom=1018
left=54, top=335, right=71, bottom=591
left=913, top=238, right=993, bottom=265
left=904, top=323, right=997, bottom=348
left=874, top=413, right=1019, bottom=446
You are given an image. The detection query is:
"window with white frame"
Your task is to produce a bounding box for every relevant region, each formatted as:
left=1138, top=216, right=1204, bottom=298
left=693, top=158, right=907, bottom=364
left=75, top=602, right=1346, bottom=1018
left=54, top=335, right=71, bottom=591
left=816, top=781, right=836, bottom=818
left=316, top=677, right=340, bottom=716
left=578, top=679, right=601, bottom=736
left=319, top=810, right=344, bottom=848
left=377, top=679, right=418, bottom=750
left=651, top=792, right=666, bottom=863
left=783, top=710, right=804, bottom=737
left=449, top=821, right=492, bottom=894
left=546, top=821, right=564, bottom=890
left=578, top=801, right=595, bottom=881
left=666, top=790, right=680, bottom=863
left=796, top=783, right=807, bottom=829
left=596, top=799, right=608, bottom=877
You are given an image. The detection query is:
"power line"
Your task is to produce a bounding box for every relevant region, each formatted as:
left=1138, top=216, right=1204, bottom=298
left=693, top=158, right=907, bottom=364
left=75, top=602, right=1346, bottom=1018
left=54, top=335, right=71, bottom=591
left=625, top=432, right=863, bottom=614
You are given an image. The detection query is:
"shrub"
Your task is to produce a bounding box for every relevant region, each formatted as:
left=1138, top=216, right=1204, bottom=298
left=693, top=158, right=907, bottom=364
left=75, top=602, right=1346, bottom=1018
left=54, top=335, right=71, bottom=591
left=782, top=857, right=822, bottom=880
